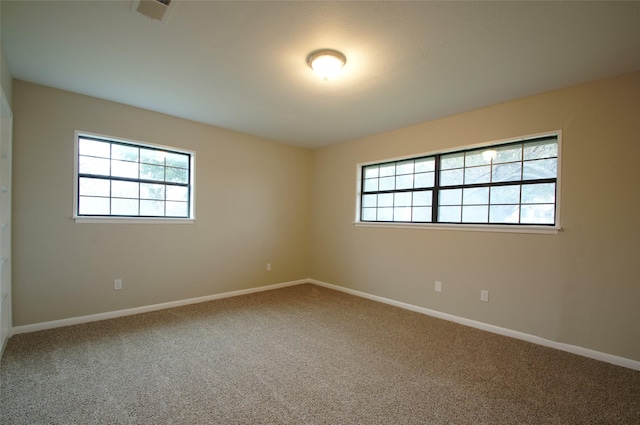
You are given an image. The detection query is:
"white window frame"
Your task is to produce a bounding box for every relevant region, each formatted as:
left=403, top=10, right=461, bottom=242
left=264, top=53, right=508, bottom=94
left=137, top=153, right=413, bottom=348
left=73, top=131, right=195, bottom=224
left=354, top=131, right=562, bottom=234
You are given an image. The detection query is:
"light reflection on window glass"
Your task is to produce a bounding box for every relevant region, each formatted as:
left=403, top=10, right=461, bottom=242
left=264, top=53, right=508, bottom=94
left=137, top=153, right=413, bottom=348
left=360, top=136, right=557, bottom=226
left=77, top=136, right=192, bottom=218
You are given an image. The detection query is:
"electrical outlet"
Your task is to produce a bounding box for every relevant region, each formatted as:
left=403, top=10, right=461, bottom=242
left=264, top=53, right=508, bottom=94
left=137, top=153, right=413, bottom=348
left=266, top=262, right=272, bottom=271
left=435, top=281, right=442, bottom=292
left=480, top=290, right=489, bottom=302
left=114, top=278, right=123, bottom=290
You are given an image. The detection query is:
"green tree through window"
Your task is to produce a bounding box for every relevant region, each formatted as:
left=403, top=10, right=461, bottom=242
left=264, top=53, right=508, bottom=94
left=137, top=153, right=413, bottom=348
left=76, top=134, right=193, bottom=218
left=360, top=135, right=558, bottom=226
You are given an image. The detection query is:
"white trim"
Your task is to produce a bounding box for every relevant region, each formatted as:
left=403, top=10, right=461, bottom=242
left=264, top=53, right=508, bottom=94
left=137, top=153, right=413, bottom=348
left=0, top=88, right=11, bottom=359
left=354, top=130, right=562, bottom=232
left=11, top=279, right=307, bottom=335
left=309, top=279, right=640, bottom=371
left=357, top=130, right=562, bottom=167
left=75, top=130, right=196, bottom=161
left=11, top=277, right=639, bottom=371
left=0, top=88, right=12, bottom=119
left=73, top=130, right=196, bottom=221
left=74, top=217, right=195, bottom=225
left=353, top=222, right=560, bottom=235
left=554, top=130, right=563, bottom=227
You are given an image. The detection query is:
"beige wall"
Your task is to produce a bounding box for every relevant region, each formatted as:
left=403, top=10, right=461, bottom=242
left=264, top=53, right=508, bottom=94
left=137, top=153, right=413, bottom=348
left=1, top=37, right=12, bottom=105
left=10, top=72, right=640, bottom=362
left=0, top=50, right=10, bottom=107
left=310, top=72, right=640, bottom=361
left=12, top=81, right=311, bottom=325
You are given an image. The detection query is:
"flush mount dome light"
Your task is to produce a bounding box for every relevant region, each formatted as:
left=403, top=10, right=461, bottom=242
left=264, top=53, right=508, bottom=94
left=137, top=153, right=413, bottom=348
left=307, top=49, right=346, bottom=81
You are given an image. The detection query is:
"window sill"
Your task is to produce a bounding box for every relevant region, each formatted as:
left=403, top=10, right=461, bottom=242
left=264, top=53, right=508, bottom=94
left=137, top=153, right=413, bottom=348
left=74, top=217, right=195, bottom=224
left=353, top=221, right=560, bottom=235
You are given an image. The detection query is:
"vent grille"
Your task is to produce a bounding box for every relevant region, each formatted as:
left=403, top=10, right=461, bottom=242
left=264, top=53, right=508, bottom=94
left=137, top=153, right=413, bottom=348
left=133, top=0, right=175, bottom=22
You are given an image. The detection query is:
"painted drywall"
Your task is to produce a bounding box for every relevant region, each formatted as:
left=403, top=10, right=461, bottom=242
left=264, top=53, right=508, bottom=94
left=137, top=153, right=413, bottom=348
left=0, top=43, right=12, bottom=107
left=310, top=72, right=640, bottom=362
left=12, top=81, right=311, bottom=326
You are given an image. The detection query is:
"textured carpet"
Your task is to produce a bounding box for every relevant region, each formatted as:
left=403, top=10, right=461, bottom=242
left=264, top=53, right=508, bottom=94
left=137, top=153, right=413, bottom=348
left=1, top=283, right=639, bottom=424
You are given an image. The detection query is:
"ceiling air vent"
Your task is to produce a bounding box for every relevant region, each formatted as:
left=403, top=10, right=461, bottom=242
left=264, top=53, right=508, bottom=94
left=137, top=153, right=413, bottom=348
left=133, top=0, right=176, bottom=23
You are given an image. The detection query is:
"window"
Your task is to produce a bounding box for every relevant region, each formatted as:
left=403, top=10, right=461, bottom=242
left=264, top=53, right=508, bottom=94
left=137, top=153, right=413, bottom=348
left=359, top=134, right=559, bottom=228
left=74, top=133, right=194, bottom=220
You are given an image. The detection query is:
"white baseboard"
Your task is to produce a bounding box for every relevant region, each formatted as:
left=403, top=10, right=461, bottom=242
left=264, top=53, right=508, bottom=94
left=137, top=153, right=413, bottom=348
left=309, top=279, right=640, bottom=371
left=11, top=277, right=639, bottom=371
left=11, top=279, right=307, bottom=335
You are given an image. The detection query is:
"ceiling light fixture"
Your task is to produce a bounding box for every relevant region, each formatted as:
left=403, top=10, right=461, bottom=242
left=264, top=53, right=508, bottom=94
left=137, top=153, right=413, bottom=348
left=307, top=49, right=346, bottom=81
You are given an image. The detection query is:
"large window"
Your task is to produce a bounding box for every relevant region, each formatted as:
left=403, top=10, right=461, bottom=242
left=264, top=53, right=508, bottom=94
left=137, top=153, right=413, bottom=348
left=74, top=133, right=194, bottom=219
left=359, top=134, right=559, bottom=227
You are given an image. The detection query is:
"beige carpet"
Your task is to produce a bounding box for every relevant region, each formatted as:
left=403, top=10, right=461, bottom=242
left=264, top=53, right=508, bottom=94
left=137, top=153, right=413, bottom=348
left=1, top=283, right=639, bottom=424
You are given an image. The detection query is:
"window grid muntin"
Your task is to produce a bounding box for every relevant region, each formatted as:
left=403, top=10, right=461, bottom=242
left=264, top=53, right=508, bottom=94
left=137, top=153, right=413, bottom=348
left=360, top=136, right=557, bottom=226
left=77, top=135, right=192, bottom=218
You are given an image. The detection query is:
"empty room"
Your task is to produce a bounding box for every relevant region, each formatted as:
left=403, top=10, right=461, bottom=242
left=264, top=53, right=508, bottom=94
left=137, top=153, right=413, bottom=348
left=1, top=1, right=639, bottom=423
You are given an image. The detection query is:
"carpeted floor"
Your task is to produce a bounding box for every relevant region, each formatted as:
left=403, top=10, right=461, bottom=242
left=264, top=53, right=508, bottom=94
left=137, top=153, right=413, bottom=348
left=1, top=283, right=639, bottom=424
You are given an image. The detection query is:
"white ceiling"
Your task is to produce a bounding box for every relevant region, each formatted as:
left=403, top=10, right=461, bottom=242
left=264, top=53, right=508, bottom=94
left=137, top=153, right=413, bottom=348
left=2, top=1, right=639, bottom=148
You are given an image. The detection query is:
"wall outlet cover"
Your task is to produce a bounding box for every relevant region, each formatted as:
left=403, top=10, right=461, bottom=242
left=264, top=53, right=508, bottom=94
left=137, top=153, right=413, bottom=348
left=481, top=290, right=489, bottom=302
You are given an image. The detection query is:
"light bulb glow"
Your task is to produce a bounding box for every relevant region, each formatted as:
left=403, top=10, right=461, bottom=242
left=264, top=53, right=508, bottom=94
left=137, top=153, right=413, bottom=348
left=307, top=49, right=346, bottom=81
